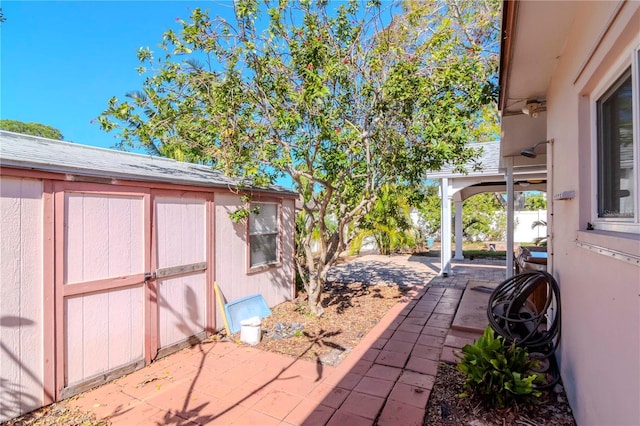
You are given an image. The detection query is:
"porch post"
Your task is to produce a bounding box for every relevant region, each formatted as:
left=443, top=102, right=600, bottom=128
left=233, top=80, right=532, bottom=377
left=506, top=162, right=515, bottom=278
left=440, top=178, right=452, bottom=276
left=453, top=199, right=464, bottom=260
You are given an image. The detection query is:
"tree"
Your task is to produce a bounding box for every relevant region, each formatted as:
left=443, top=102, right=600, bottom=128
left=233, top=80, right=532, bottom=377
left=523, top=192, right=547, bottom=210
left=0, top=119, right=63, bottom=140
left=352, top=183, right=422, bottom=255
left=415, top=182, right=441, bottom=237
left=416, top=189, right=505, bottom=243
left=462, top=192, right=505, bottom=241
left=99, top=0, right=499, bottom=315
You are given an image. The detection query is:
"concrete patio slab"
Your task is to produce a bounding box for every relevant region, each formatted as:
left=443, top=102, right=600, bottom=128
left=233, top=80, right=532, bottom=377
left=450, top=280, right=498, bottom=333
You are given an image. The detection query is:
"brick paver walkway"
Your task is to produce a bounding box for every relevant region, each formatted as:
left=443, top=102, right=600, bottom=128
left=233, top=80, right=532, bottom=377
left=68, top=257, right=505, bottom=425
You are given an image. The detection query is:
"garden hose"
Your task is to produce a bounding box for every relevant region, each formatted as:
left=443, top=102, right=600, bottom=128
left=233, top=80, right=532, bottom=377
left=487, top=271, right=562, bottom=389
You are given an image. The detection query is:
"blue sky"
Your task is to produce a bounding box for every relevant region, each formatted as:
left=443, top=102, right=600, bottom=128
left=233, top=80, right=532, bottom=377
left=1, top=1, right=235, bottom=150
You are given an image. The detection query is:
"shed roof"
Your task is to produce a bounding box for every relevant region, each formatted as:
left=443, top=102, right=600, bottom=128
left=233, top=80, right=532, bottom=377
left=427, top=140, right=501, bottom=178
left=0, top=131, right=295, bottom=195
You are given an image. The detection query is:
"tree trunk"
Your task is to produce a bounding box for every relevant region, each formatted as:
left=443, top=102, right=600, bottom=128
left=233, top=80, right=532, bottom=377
left=306, top=273, right=325, bottom=316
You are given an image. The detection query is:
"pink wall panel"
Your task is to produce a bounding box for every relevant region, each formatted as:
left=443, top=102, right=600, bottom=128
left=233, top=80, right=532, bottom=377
left=65, top=287, right=144, bottom=386
left=64, top=194, right=85, bottom=284
left=64, top=295, right=84, bottom=386
left=155, top=198, right=177, bottom=268
left=0, top=177, right=44, bottom=421
left=155, top=196, right=207, bottom=348
left=82, top=291, right=110, bottom=377
left=105, top=195, right=143, bottom=277
left=82, top=196, right=110, bottom=283
left=184, top=200, right=206, bottom=263
left=108, top=287, right=144, bottom=369
left=157, top=273, right=207, bottom=347
left=155, top=197, right=206, bottom=268
left=64, top=194, right=144, bottom=284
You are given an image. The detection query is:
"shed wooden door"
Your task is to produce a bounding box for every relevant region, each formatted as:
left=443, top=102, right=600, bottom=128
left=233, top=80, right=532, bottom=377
left=151, top=192, right=211, bottom=358
left=55, top=184, right=150, bottom=398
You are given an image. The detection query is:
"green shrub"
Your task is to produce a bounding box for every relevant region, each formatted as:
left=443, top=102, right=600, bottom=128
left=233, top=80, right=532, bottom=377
left=457, top=326, right=542, bottom=408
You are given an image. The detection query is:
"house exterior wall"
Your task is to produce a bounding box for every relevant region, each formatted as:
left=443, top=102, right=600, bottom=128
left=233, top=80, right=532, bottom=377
left=0, top=177, right=45, bottom=422
left=545, top=2, right=640, bottom=424
left=214, top=193, right=295, bottom=327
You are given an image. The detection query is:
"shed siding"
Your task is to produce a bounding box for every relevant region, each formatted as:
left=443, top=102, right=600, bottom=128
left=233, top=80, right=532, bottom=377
left=214, top=194, right=294, bottom=328
left=64, top=193, right=144, bottom=284
left=155, top=196, right=207, bottom=348
left=65, top=287, right=144, bottom=386
left=157, top=275, right=207, bottom=346
left=0, top=177, right=44, bottom=421
left=62, top=192, right=146, bottom=387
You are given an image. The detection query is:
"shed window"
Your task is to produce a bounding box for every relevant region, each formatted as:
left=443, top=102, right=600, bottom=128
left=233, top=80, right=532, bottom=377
left=249, top=203, right=280, bottom=268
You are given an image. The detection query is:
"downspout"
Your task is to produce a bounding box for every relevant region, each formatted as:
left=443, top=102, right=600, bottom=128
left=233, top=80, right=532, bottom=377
left=547, top=139, right=554, bottom=275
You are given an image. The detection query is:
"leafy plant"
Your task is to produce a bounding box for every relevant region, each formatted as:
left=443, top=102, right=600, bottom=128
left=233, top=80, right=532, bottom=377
left=524, top=192, right=547, bottom=210
left=462, top=193, right=506, bottom=242
left=351, top=183, right=422, bottom=255
left=531, top=219, right=548, bottom=246
left=457, top=326, right=542, bottom=408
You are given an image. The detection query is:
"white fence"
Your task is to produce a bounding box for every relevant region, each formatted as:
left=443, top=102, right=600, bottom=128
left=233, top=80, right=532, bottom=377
left=514, top=210, right=547, bottom=243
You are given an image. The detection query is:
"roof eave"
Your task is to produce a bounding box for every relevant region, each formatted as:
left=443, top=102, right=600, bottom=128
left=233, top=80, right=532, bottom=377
left=498, top=0, right=518, bottom=114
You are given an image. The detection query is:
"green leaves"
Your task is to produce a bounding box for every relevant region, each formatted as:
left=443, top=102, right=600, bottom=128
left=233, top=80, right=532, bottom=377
left=99, top=0, right=500, bottom=315
left=457, top=327, right=542, bottom=408
left=0, top=119, right=63, bottom=140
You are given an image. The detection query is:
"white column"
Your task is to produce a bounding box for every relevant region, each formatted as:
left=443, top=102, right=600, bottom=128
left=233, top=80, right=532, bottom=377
left=506, top=162, right=515, bottom=278
left=440, top=178, right=452, bottom=276
left=453, top=200, right=464, bottom=260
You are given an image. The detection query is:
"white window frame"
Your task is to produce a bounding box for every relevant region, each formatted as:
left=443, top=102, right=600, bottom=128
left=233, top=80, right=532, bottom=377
left=590, top=45, right=640, bottom=234
left=247, top=201, right=281, bottom=270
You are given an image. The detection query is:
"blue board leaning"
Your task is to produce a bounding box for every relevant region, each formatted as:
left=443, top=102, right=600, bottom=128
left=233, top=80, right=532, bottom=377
left=224, top=294, right=272, bottom=334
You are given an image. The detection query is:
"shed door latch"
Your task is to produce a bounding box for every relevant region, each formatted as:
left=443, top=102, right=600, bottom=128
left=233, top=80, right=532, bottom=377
left=144, top=272, right=156, bottom=281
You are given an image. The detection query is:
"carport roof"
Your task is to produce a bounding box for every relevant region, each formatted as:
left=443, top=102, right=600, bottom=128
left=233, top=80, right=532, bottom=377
left=0, top=131, right=295, bottom=195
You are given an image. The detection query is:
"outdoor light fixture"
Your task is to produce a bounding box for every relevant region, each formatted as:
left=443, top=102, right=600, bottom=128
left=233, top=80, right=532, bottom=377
left=522, top=99, right=546, bottom=118
left=521, top=140, right=549, bottom=158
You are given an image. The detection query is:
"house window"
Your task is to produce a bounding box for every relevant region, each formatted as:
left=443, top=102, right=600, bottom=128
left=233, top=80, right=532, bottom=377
left=597, top=69, right=634, bottom=219
left=593, top=47, right=639, bottom=233
left=249, top=202, right=280, bottom=268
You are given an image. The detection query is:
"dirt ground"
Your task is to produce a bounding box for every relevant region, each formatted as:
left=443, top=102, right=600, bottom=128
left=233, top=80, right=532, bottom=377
left=254, top=281, right=408, bottom=366
left=424, top=362, right=576, bottom=426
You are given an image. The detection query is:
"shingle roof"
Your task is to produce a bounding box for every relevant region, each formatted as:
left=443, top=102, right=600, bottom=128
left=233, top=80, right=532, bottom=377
left=0, top=131, right=295, bottom=195
left=427, top=140, right=501, bottom=178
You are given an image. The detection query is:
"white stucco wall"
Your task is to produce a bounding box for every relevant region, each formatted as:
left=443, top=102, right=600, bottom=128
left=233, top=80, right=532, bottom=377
left=545, top=2, right=640, bottom=425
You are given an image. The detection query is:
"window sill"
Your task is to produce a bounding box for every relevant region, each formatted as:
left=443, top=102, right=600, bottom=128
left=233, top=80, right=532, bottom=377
left=247, top=262, right=282, bottom=275
left=575, top=229, right=640, bottom=266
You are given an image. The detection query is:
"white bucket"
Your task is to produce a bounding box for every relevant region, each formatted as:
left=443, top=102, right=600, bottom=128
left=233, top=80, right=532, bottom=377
left=240, top=316, right=262, bottom=345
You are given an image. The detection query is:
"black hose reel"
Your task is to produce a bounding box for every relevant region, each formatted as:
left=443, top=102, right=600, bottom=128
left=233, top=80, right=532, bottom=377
left=487, top=271, right=561, bottom=389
